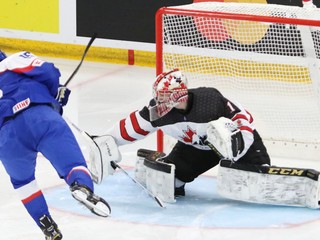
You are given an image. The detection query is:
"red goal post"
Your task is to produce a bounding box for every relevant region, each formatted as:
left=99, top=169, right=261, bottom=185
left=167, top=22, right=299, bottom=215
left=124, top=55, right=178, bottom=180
left=155, top=2, right=320, bottom=160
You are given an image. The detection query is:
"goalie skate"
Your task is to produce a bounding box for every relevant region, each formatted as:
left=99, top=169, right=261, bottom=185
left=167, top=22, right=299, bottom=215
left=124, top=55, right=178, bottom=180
left=70, top=183, right=111, bottom=217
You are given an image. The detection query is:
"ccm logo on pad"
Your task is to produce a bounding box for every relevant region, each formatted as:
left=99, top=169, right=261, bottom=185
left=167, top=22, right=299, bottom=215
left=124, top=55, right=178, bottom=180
left=268, top=167, right=304, bottom=176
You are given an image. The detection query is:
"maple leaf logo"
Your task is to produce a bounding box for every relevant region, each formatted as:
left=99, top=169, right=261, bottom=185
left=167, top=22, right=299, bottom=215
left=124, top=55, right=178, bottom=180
left=181, top=126, right=197, bottom=143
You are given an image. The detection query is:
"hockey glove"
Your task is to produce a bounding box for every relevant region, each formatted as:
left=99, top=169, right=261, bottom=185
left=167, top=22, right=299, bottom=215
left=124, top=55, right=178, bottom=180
left=56, top=86, right=71, bottom=106
left=206, top=117, right=244, bottom=160
left=92, top=135, right=122, bottom=179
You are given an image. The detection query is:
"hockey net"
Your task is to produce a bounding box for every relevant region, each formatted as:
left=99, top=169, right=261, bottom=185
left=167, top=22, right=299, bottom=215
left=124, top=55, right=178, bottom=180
left=155, top=2, right=320, bottom=160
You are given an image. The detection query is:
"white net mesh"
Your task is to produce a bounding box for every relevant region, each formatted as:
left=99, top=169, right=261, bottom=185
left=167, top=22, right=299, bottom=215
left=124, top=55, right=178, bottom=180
left=157, top=2, right=320, bottom=159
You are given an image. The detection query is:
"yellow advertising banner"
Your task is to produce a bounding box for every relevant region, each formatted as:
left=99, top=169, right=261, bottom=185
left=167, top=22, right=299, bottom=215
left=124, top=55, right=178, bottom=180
left=0, top=0, right=59, bottom=33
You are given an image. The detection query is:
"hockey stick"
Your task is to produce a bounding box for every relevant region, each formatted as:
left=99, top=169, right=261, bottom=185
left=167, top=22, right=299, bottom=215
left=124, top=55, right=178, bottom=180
left=110, top=161, right=165, bottom=208
left=66, top=117, right=165, bottom=208
left=204, top=140, right=224, bottom=160
left=61, top=34, right=164, bottom=208
left=64, top=33, right=97, bottom=87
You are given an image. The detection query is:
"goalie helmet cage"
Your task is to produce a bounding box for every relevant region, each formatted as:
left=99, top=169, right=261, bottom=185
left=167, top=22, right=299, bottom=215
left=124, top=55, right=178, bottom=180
left=155, top=2, right=320, bottom=160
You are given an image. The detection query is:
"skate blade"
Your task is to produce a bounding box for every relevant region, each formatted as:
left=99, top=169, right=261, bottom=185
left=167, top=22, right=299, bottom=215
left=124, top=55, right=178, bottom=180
left=72, top=190, right=111, bottom=217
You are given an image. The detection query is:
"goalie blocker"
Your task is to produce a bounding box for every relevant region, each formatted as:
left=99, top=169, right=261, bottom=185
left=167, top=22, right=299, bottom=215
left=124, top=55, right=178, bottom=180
left=218, top=160, right=320, bottom=209
left=75, top=132, right=121, bottom=184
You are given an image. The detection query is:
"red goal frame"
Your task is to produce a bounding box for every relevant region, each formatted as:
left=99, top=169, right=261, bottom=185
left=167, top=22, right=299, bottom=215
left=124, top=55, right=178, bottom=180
left=155, top=5, right=320, bottom=152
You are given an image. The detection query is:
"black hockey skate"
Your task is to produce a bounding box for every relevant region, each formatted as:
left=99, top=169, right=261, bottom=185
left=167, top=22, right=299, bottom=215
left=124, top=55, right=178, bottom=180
left=39, top=215, right=63, bottom=240
left=174, top=184, right=185, bottom=197
left=70, top=183, right=111, bottom=217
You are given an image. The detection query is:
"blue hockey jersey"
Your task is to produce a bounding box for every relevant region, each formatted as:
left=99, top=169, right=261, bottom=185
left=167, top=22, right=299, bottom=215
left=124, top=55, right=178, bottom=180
left=0, top=51, right=62, bottom=127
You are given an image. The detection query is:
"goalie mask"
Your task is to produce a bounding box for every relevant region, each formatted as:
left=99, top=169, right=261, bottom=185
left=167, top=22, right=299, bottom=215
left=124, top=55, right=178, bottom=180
left=150, top=69, right=188, bottom=121
left=0, top=50, right=7, bottom=62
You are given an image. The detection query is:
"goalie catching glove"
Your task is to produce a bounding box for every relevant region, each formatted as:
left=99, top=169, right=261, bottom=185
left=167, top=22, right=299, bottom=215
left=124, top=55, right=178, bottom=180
left=206, top=117, right=244, bottom=160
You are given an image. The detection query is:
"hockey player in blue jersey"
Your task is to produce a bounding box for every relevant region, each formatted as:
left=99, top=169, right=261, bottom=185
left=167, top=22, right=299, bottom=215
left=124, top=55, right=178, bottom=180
left=0, top=50, right=111, bottom=240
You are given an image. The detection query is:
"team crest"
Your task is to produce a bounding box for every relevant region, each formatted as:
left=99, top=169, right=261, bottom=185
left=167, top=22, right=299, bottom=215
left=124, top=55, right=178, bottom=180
left=180, top=126, right=206, bottom=145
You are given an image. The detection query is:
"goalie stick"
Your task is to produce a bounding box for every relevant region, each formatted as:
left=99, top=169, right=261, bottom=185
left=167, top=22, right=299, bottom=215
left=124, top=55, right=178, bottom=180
left=204, top=139, right=224, bottom=159
left=110, top=161, right=165, bottom=208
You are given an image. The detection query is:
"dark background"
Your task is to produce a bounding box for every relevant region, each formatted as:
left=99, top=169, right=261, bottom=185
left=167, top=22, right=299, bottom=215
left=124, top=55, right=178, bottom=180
left=77, top=0, right=320, bottom=44
left=77, top=0, right=192, bottom=43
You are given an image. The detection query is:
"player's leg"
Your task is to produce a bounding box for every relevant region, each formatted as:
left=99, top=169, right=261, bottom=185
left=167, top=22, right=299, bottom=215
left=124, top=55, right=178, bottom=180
left=0, top=115, right=63, bottom=239
left=135, top=144, right=220, bottom=202
left=162, top=141, right=221, bottom=195
left=38, top=119, right=94, bottom=190
left=29, top=105, right=111, bottom=217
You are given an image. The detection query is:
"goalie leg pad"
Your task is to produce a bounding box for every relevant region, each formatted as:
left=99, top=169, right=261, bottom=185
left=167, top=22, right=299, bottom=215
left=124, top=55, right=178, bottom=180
left=135, top=149, right=176, bottom=203
left=135, top=149, right=167, bottom=186
left=144, top=158, right=176, bottom=203
left=134, top=155, right=147, bottom=186
left=217, top=160, right=320, bottom=209
left=137, top=148, right=166, bottom=160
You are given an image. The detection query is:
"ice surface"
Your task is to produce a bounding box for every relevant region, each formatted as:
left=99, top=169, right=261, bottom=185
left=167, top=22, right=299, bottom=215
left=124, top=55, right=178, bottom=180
left=0, top=58, right=320, bottom=240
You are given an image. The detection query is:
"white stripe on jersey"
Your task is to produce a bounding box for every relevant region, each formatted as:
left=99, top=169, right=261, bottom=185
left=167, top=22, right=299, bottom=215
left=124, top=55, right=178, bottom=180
left=107, top=111, right=156, bottom=145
